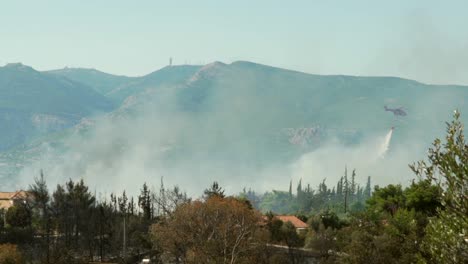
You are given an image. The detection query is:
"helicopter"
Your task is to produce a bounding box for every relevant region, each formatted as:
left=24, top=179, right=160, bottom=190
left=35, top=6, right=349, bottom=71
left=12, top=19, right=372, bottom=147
left=384, top=105, right=407, bottom=116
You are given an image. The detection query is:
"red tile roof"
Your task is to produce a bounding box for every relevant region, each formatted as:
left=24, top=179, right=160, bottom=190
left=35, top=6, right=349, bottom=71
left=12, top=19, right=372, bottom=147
left=275, top=215, right=308, bottom=229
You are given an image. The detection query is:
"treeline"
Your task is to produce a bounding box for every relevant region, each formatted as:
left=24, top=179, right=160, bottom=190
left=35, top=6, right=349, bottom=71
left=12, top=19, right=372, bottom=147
left=242, top=169, right=372, bottom=215
left=0, top=179, right=308, bottom=263
left=304, top=111, right=467, bottom=263
left=0, top=176, right=190, bottom=263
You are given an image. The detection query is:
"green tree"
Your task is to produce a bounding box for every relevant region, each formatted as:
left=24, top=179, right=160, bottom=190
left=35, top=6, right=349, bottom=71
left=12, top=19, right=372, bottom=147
left=289, top=180, right=293, bottom=198
left=29, top=170, right=51, bottom=263
left=404, top=180, right=441, bottom=216
left=364, top=176, right=371, bottom=199
left=410, top=110, right=468, bottom=263
left=50, top=179, right=96, bottom=258
left=265, top=213, right=284, bottom=243
left=350, top=169, right=356, bottom=202
left=138, top=183, right=152, bottom=220
left=6, top=204, right=31, bottom=228
left=343, top=167, right=349, bottom=213
left=366, top=184, right=405, bottom=216
left=51, top=184, right=71, bottom=247
left=281, top=221, right=304, bottom=264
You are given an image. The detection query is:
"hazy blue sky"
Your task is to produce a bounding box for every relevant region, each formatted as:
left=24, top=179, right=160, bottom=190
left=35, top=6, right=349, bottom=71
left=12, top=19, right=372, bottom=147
left=1, top=0, right=467, bottom=84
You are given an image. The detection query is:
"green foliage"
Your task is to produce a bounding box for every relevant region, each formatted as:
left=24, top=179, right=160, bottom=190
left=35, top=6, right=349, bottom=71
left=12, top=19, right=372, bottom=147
left=257, top=174, right=371, bottom=216
left=138, top=183, right=152, bottom=220
left=386, top=209, right=417, bottom=237
left=264, top=212, right=279, bottom=242
left=304, top=112, right=466, bottom=263
left=366, top=184, right=405, bottom=216
left=309, top=210, right=344, bottom=231
left=422, top=211, right=467, bottom=264
left=321, top=210, right=341, bottom=230
left=404, top=180, right=440, bottom=215
left=410, top=110, right=468, bottom=263
left=56, top=177, right=189, bottom=261
left=303, top=181, right=442, bottom=263
left=325, top=208, right=424, bottom=264
left=28, top=170, right=52, bottom=263
left=0, top=176, right=170, bottom=262
left=306, top=224, right=337, bottom=257
left=281, top=222, right=303, bottom=248
left=5, top=204, right=31, bottom=228
left=349, top=201, right=365, bottom=212
left=364, top=176, right=371, bottom=199
left=265, top=213, right=306, bottom=251
left=259, top=190, right=297, bottom=214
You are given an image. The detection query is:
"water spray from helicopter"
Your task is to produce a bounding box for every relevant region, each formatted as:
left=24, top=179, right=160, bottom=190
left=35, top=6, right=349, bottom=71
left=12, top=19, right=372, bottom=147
left=377, top=127, right=394, bottom=159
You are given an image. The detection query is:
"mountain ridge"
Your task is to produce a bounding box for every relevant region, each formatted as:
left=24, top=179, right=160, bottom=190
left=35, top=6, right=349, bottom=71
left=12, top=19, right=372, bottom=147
left=1, top=61, right=467, bottom=190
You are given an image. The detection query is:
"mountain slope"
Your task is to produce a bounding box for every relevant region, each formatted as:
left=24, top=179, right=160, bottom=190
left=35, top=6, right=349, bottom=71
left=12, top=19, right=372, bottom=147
left=0, top=63, right=115, bottom=150
left=2, top=61, right=467, bottom=192
left=55, top=60, right=468, bottom=167
left=172, top=61, right=467, bottom=140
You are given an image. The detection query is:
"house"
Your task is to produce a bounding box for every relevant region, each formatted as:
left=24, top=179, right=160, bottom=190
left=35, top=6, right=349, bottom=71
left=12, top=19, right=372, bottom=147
left=275, top=215, right=308, bottom=233
left=261, top=215, right=309, bottom=233
left=0, top=190, right=31, bottom=211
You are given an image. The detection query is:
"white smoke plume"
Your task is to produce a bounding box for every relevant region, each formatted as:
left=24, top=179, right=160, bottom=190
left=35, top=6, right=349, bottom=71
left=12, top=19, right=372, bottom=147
left=11, top=64, right=467, bottom=197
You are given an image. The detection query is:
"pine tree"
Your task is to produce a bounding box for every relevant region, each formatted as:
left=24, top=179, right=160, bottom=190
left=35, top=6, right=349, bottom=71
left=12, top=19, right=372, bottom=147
left=337, top=177, right=343, bottom=199
left=350, top=169, right=356, bottom=202
left=356, top=186, right=362, bottom=202
left=110, top=193, right=117, bottom=212
left=364, top=176, right=371, bottom=199
left=297, top=178, right=303, bottom=197
left=139, top=183, right=152, bottom=220
left=344, top=166, right=349, bottom=213
left=203, top=181, right=225, bottom=199
left=118, top=191, right=128, bottom=214
left=128, top=197, right=135, bottom=215
left=158, top=176, right=167, bottom=216
left=29, top=170, right=51, bottom=263
left=51, top=184, right=71, bottom=247
left=316, top=179, right=329, bottom=210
